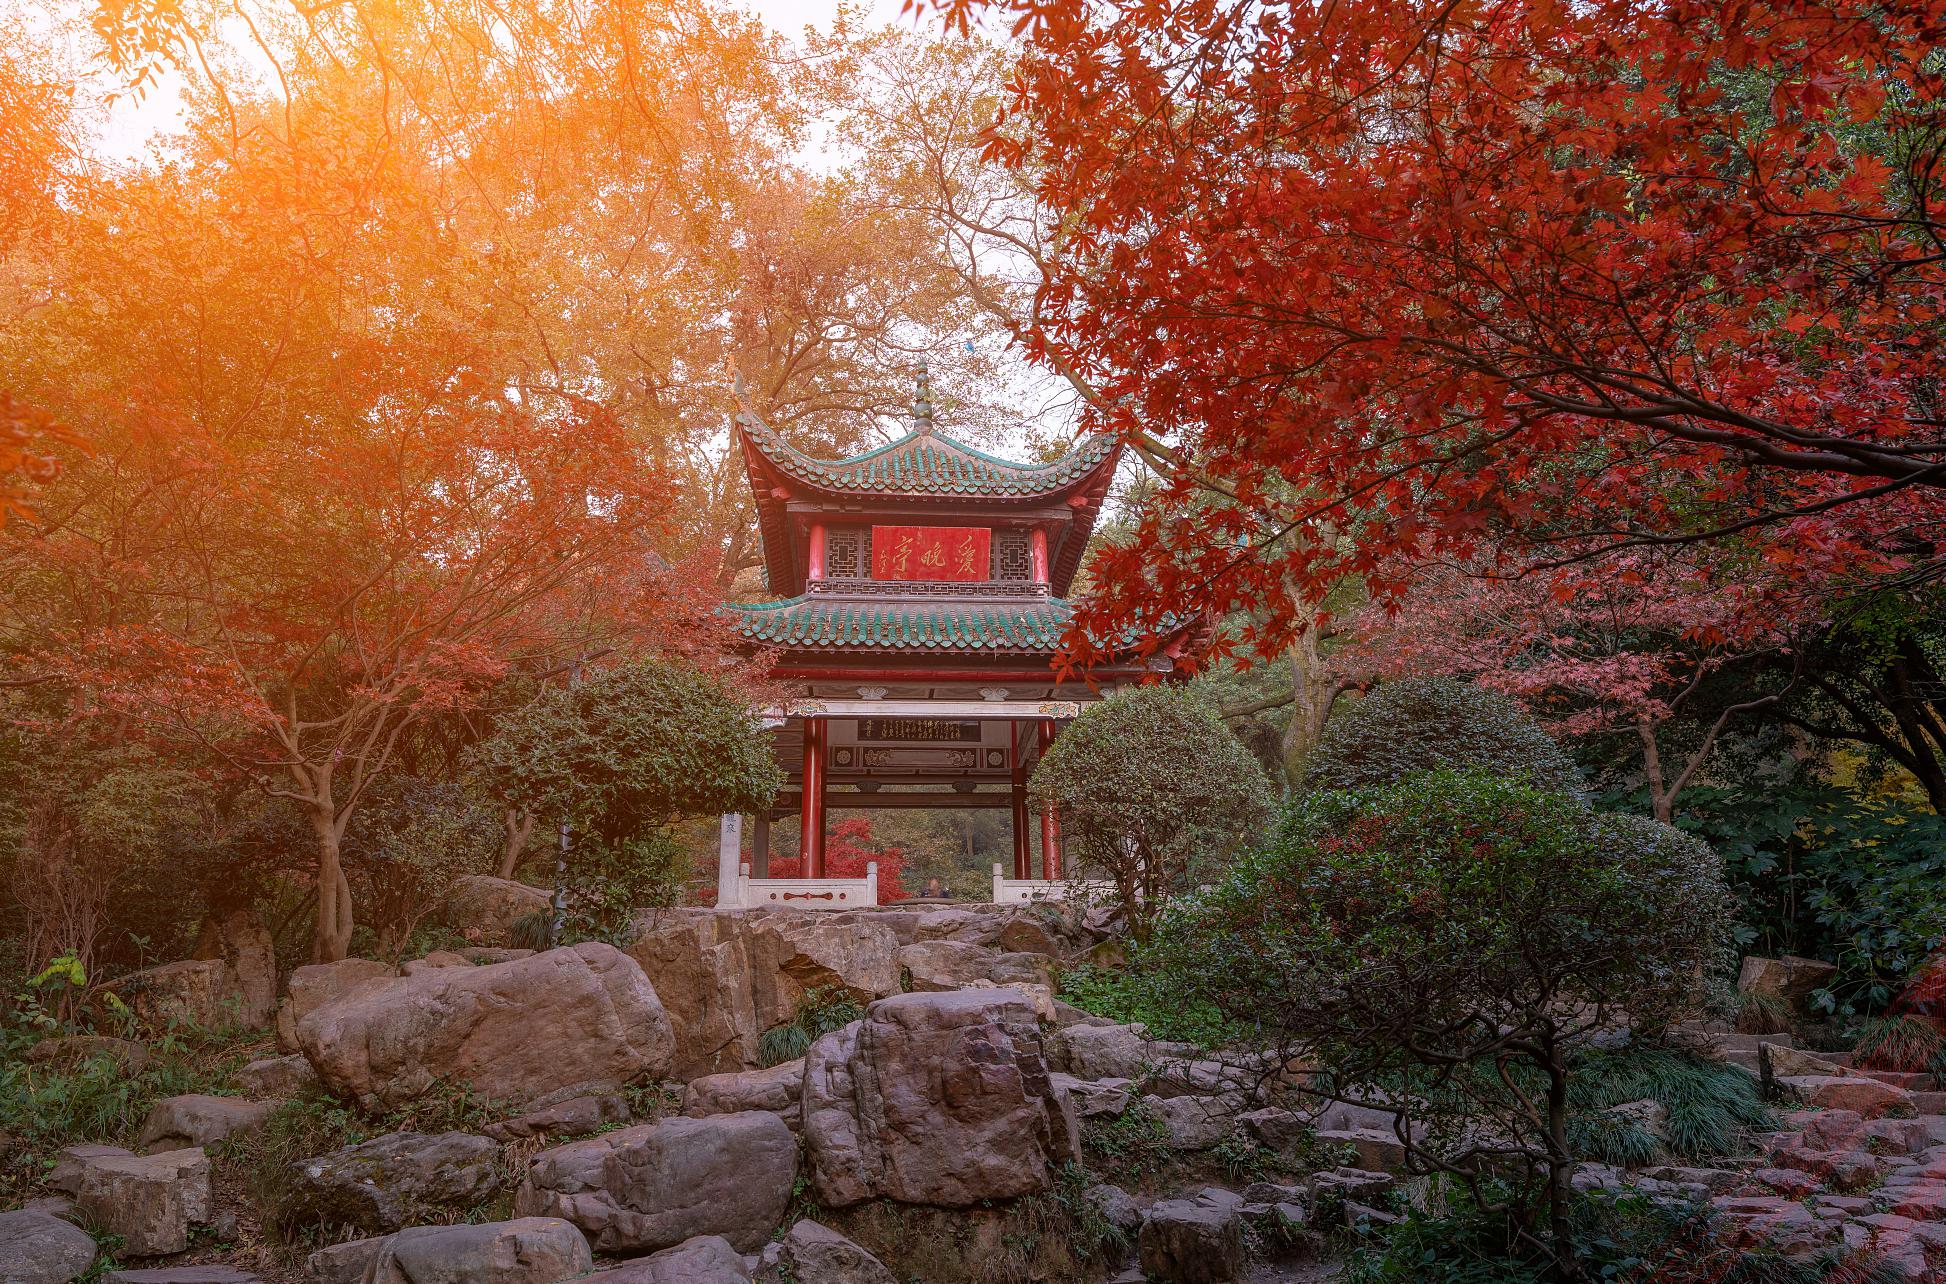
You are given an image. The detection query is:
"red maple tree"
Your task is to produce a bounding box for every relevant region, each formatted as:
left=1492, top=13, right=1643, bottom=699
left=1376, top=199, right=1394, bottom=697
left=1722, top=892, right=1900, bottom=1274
left=940, top=0, right=1946, bottom=657
left=766, top=816, right=910, bottom=901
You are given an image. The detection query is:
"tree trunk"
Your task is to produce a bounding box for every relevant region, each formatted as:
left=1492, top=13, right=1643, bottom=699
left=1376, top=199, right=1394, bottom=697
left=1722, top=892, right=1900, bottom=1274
left=1636, top=722, right=1674, bottom=823
left=498, top=809, right=537, bottom=879
left=309, top=806, right=355, bottom=963
left=1542, top=1038, right=1576, bottom=1278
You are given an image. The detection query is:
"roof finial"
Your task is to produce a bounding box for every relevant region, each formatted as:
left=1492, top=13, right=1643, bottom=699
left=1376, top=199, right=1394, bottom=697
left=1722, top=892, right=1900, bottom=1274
left=911, top=361, right=935, bottom=432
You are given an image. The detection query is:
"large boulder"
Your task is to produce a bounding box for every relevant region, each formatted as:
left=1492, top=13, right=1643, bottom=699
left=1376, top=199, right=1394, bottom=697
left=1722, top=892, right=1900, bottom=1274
left=296, top=943, right=673, bottom=1108
left=482, top=1095, right=630, bottom=1143
left=1779, top=1075, right=1914, bottom=1119
left=26, top=1035, right=150, bottom=1074
left=443, top=876, right=552, bottom=946
left=1739, top=955, right=1840, bottom=1010
left=587, top=1236, right=751, bottom=1283
left=287, top=1132, right=499, bottom=1233
left=1050, top=1022, right=1156, bottom=1080
left=624, top=911, right=901, bottom=1080
left=895, top=941, right=997, bottom=992
left=191, top=907, right=279, bottom=1027
left=99, top=961, right=243, bottom=1035
left=73, top=1148, right=212, bottom=1257
left=753, top=1220, right=897, bottom=1284
left=237, top=1054, right=322, bottom=1098
left=802, top=989, right=1072, bottom=1207
left=1139, top=1197, right=1246, bottom=1284
left=275, top=958, right=396, bottom=1053
left=136, top=1095, right=282, bottom=1153
left=362, top=1218, right=591, bottom=1284
left=0, top=1208, right=97, bottom=1284
left=513, top=1112, right=796, bottom=1254
left=683, top=1059, right=805, bottom=1130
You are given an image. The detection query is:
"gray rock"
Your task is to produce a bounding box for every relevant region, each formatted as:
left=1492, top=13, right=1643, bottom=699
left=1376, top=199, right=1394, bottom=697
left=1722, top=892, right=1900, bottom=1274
left=47, top=1143, right=132, bottom=1195
left=297, top=943, right=672, bottom=1110
left=236, top=1054, right=322, bottom=1098
left=98, top=960, right=245, bottom=1034
left=0, top=1209, right=97, bottom=1284
left=301, top=1236, right=386, bottom=1284
left=1238, top=1106, right=1311, bottom=1155
left=1053, top=1072, right=1131, bottom=1119
left=362, top=1218, right=592, bottom=1284
left=586, top=1235, right=752, bottom=1283
left=1083, top=1183, right=1143, bottom=1236
left=514, top=1112, right=795, bottom=1254
left=985, top=952, right=1057, bottom=988
left=1144, top=1094, right=1234, bottom=1151
left=136, top=1094, right=282, bottom=1152
left=754, top=1219, right=897, bottom=1284
left=1050, top=1022, right=1153, bottom=1079
left=482, top=1094, right=629, bottom=1142
left=803, top=990, right=1071, bottom=1206
left=102, top=1271, right=260, bottom=1284
left=73, top=1148, right=211, bottom=1257
left=895, top=940, right=997, bottom=991
left=1316, top=1128, right=1410, bottom=1173
left=275, top=959, right=396, bottom=1053
left=683, top=1059, right=805, bottom=1131
left=1139, top=1198, right=1245, bottom=1284
left=25, top=1036, right=151, bottom=1074
left=287, top=1131, right=499, bottom=1233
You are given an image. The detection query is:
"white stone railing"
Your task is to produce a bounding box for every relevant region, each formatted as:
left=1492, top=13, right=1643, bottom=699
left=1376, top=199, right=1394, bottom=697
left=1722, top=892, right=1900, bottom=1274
left=729, top=861, right=878, bottom=910
left=991, top=864, right=1113, bottom=905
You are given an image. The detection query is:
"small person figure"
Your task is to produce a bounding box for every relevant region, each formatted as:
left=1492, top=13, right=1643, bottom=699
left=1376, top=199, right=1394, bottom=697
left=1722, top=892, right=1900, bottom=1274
left=922, top=877, right=949, bottom=900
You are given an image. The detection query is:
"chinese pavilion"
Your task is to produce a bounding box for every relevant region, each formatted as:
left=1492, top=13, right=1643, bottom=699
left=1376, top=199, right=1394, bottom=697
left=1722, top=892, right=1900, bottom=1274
left=718, top=371, right=1203, bottom=899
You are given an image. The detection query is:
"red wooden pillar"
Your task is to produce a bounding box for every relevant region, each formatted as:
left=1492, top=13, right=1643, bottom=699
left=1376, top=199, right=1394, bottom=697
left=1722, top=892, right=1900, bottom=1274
left=807, top=521, right=827, bottom=581
left=1037, top=720, right=1062, bottom=879
left=800, top=717, right=827, bottom=876
left=1009, top=721, right=1031, bottom=879
left=1029, top=527, right=1050, bottom=584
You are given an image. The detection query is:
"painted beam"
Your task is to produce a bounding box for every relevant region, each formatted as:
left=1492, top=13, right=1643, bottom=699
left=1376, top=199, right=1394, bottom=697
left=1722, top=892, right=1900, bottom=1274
left=764, top=698, right=1080, bottom=720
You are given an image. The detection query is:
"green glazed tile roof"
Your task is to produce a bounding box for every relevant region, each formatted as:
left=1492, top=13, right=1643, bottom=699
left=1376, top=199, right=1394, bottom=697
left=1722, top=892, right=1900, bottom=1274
left=723, top=596, right=1075, bottom=652
left=740, top=415, right=1116, bottom=499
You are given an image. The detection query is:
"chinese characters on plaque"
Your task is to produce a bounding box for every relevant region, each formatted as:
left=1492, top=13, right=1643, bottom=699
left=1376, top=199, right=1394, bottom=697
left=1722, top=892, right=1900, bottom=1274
left=870, top=525, right=991, bottom=582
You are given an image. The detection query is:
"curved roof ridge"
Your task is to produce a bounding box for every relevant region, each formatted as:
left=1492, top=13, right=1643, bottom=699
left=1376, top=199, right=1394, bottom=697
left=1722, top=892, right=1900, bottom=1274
left=737, top=410, right=1115, bottom=497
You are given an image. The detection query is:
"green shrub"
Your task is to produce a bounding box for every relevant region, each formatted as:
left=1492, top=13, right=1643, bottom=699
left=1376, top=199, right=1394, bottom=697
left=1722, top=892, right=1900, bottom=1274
left=1143, top=770, right=1735, bottom=1270
left=1029, top=685, right=1274, bottom=944
left=1054, top=963, right=1242, bottom=1048
left=1303, top=676, right=1585, bottom=799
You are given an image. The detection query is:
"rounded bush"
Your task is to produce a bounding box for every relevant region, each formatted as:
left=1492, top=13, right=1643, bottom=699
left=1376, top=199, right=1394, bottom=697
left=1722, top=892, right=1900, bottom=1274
left=1302, top=676, right=1584, bottom=798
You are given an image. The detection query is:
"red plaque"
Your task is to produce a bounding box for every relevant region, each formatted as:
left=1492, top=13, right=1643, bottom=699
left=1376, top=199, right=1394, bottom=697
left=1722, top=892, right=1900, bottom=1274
left=871, top=525, right=991, bottom=582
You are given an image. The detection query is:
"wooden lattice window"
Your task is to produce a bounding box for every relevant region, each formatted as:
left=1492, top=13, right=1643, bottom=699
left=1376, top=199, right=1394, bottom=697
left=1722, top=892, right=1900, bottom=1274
left=991, top=530, right=1032, bottom=581
left=825, top=526, right=871, bottom=579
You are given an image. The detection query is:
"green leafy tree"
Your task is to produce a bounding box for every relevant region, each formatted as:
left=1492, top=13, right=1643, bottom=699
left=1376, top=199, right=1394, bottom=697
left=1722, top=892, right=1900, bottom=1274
left=1303, top=677, right=1585, bottom=800
left=1029, top=685, right=1274, bottom=943
left=467, top=658, right=782, bottom=895
left=1144, top=771, right=1734, bottom=1273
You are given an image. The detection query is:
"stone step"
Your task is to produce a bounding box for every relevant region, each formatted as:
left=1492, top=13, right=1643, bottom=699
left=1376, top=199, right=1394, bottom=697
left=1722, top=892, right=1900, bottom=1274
left=1912, top=1092, right=1946, bottom=1116
left=1855, top=1069, right=1938, bottom=1090
left=1698, top=1031, right=1799, bottom=1053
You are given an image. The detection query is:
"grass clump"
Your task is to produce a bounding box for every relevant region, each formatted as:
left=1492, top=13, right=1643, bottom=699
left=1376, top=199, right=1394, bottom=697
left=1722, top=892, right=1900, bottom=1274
left=1852, top=1014, right=1945, bottom=1081
left=757, top=985, right=865, bottom=1067
left=1566, top=1046, right=1770, bottom=1163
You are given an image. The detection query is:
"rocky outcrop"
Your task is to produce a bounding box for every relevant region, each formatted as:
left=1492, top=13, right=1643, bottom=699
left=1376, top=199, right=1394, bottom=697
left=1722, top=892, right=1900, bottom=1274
left=683, top=1059, right=805, bottom=1130
left=1739, top=955, right=1840, bottom=1010
left=236, top=1054, right=321, bottom=1098
left=275, top=959, right=395, bottom=1053
left=625, top=911, right=902, bottom=1080
left=99, top=961, right=246, bottom=1035
left=135, top=1095, right=282, bottom=1153
left=587, top=1236, right=752, bottom=1283
left=287, top=1132, right=499, bottom=1233
left=296, top=943, right=673, bottom=1108
left=802, top=989, right=1074, bottom=1207
left=514, top=1112, right=796, bottom=1254
left=73, top=1147, right=212, bottom=1256
left=443, top=876, right=551, bottom=945
left=0, top=1208, right=97, bottom=1284
left=753, top=1220, right=898, bottom=1284
left=482, top=1094, right=630, bottom=1143
left=191, top=907, right=278, bottom=1027
left=1139, top=1193, right=1246, bottom=1284
left=895, top=940, right=996, bottom=992
left=361, top=1218, right=592, bottom=1284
